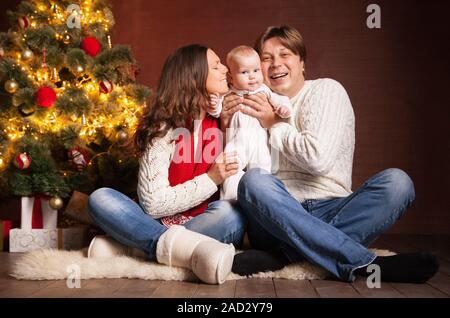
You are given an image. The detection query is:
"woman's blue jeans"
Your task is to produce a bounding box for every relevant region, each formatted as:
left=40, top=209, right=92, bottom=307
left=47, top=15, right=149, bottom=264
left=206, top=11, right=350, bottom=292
left=237, top=168, right=415, bottom=282
left=88, top=188, right=246, bottom=262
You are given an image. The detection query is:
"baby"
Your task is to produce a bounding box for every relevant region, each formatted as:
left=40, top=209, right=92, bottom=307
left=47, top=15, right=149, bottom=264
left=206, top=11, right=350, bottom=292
left=209, top=45, right=292, bottom=118
left=209, top=46, right=293, bottom=200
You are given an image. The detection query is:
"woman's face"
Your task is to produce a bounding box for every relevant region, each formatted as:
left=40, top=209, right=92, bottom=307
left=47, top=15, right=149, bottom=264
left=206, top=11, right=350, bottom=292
left=260, top=37, right=305, bottom=98
left=206, top=49, right=229, bottom=95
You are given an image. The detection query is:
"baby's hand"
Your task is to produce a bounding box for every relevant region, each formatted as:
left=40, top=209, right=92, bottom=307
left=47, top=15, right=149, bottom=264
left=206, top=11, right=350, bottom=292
left=210, top=93, right=220, bottom=106
left=207, top=93, right=221, bottom=116
left=275, top=105, right=291, bottom=118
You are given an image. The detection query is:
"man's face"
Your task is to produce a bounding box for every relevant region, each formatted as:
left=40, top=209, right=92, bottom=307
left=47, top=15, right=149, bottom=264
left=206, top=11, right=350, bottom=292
left=260, top=37, right=305, bottom=98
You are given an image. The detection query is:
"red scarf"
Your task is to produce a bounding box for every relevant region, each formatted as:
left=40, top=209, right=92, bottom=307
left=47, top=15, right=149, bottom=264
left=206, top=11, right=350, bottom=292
left=160, top=116, right=221, bottom=227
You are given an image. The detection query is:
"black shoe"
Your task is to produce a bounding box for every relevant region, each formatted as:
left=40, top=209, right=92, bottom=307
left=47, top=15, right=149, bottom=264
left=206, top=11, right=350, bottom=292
left=232, top=249, right=290, bottom=276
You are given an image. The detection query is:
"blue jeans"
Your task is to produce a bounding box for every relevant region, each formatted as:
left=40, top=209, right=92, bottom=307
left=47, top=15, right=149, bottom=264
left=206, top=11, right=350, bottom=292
left=88, top=188, right=246, bottom=262
left=237, top=168, right=415, bottom=282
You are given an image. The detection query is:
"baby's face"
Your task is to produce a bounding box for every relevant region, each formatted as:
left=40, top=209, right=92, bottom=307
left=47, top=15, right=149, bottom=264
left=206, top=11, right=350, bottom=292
left=229, top=54, right=264, bottom=91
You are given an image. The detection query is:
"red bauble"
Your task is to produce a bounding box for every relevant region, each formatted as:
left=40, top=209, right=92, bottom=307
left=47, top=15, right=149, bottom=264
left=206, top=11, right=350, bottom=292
left=36, top=86, right=57, bottom=108
left=99, top=79, right=113, bottom=94
left=14, top=152, right=32, bottom=169
left=18, top=16, right=30, bottom=29
left=81, top=36, right=101, bottom=57
left=68, top=147, right=91, bottom=171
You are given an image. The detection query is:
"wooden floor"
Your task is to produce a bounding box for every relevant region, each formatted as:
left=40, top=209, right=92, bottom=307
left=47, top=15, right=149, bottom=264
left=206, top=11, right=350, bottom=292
left=0, top=234, right=449, bottom=298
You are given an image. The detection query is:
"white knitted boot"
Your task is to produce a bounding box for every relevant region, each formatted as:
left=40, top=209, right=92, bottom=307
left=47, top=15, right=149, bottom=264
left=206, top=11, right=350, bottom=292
left=156, top=225, right=235, bottom=284
left=87, top=235, right=147, bottom=259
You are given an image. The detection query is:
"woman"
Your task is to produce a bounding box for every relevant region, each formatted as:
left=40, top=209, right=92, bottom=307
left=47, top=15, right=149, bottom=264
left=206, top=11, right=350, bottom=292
left=227, top=25, right=439, bottom=283
left=87, top=44, right=245, bottom=285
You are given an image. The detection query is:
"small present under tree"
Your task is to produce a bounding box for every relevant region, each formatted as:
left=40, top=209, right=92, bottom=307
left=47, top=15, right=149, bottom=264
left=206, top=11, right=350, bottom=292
left=0, top=0, right=150, bottom=206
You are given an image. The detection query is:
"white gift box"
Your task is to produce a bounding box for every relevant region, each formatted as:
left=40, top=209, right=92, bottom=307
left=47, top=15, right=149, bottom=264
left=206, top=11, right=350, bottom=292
left=21, top=196, right=57, bottom=230
left=9, top=227, right=88, bottom=252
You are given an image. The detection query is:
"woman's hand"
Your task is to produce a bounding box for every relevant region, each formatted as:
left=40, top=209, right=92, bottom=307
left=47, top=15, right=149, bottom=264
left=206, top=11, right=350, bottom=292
left=207, top=151, right=239, bottom=185
left=240, top=93, right=285, bottom=129
left=220, top=93, right=244, bottom=130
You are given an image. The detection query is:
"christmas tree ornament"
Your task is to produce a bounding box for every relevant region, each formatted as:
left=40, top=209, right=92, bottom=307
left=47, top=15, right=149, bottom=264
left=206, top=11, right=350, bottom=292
left=81, top=36, right=101, bottom=57
left=68, top=146, right=91, bottom=171
left=0, top=47, right=4, bottom=58
left=49, top=196, right=63, bottom=210
left=18, top=104, right=36, bottom=116
left=62, top=33, right=72, bottom=45
left=5, top=79, right=19, bottom=94
left=18, top=16, right=30, bottom=29
left=14, top=152, right=32, bottom=169
left=21, top=48, right=34, bottom=61
left=99, top=79, right=113, bottom=94
left=51, top=67, right=59, bottom=82
left=36, top=86, right=57, bottom=108
left=116, top=130, right=128, bottom=143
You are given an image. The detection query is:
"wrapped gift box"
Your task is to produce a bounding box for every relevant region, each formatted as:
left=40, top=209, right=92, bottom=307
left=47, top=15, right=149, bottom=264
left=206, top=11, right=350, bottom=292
left=21, top=196, right=57, bottom=230
left=9, top=226, right=89, bottom=252
left=63, top=191, right=94, bottom=225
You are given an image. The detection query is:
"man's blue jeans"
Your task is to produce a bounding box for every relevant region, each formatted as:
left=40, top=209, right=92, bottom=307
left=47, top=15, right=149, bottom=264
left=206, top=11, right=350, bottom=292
left=88, top=188, right=246, bottom=261
left=237, top=168, right=415, bottom=282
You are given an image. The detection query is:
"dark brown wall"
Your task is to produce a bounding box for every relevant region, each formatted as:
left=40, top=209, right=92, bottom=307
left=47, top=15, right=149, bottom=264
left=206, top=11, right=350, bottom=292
left=1, top=0, right=449, bottom=234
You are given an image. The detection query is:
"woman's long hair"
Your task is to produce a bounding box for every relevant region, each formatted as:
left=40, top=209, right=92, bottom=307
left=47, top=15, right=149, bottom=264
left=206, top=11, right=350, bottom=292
left=134, top=44, right=210, bottom=156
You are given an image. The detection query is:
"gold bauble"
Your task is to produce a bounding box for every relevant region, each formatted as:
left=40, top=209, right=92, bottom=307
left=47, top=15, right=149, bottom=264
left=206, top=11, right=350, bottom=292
left=21, top=48, right=34, bottom=61
left=5, top=79, right=19, bottom=94
left=0, top=47, right=4, bottom=57
left=116, top=130, right=128, bottom=143
left=18, top=104, right=36, bottom=116
left=49, top=196, right=64, bottom=210
left=63, top=33, right=72, bottom=45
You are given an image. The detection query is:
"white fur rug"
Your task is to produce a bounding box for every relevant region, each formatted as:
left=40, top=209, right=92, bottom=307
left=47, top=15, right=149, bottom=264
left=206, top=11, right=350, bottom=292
left=10, top=248, right=394, bottom=282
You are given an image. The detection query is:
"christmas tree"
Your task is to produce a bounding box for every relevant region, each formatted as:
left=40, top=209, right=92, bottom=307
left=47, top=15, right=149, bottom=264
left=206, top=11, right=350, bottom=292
left=0, top=0, right=150, bottom=207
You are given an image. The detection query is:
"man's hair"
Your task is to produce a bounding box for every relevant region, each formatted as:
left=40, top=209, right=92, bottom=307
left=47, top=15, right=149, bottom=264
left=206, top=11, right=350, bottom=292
left=254, top=25, right=307, bottom=62
left=226, top=45, right=259, bottom=67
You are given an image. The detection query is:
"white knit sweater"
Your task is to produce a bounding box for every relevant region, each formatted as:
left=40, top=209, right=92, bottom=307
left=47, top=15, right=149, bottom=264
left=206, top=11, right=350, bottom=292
left=269, top=78, right=355, bottom=201
left=137, top=131, right=218, bottom=218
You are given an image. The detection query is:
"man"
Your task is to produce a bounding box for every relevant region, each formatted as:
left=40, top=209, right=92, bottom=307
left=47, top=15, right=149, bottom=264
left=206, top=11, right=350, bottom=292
left=227, top=25, right=438, bottom=283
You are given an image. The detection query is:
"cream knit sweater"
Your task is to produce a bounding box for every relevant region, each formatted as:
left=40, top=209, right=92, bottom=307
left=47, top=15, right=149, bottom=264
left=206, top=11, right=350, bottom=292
left=269, top=78, right=355, bottom=201
left=137, top=130, right=218, bottom=219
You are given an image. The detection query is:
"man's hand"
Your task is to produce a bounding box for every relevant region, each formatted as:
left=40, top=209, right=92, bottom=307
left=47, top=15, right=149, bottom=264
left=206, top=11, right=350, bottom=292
left=240, top=93, right=285, bottom=129
left=220, top=93, right=243, bottom=130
